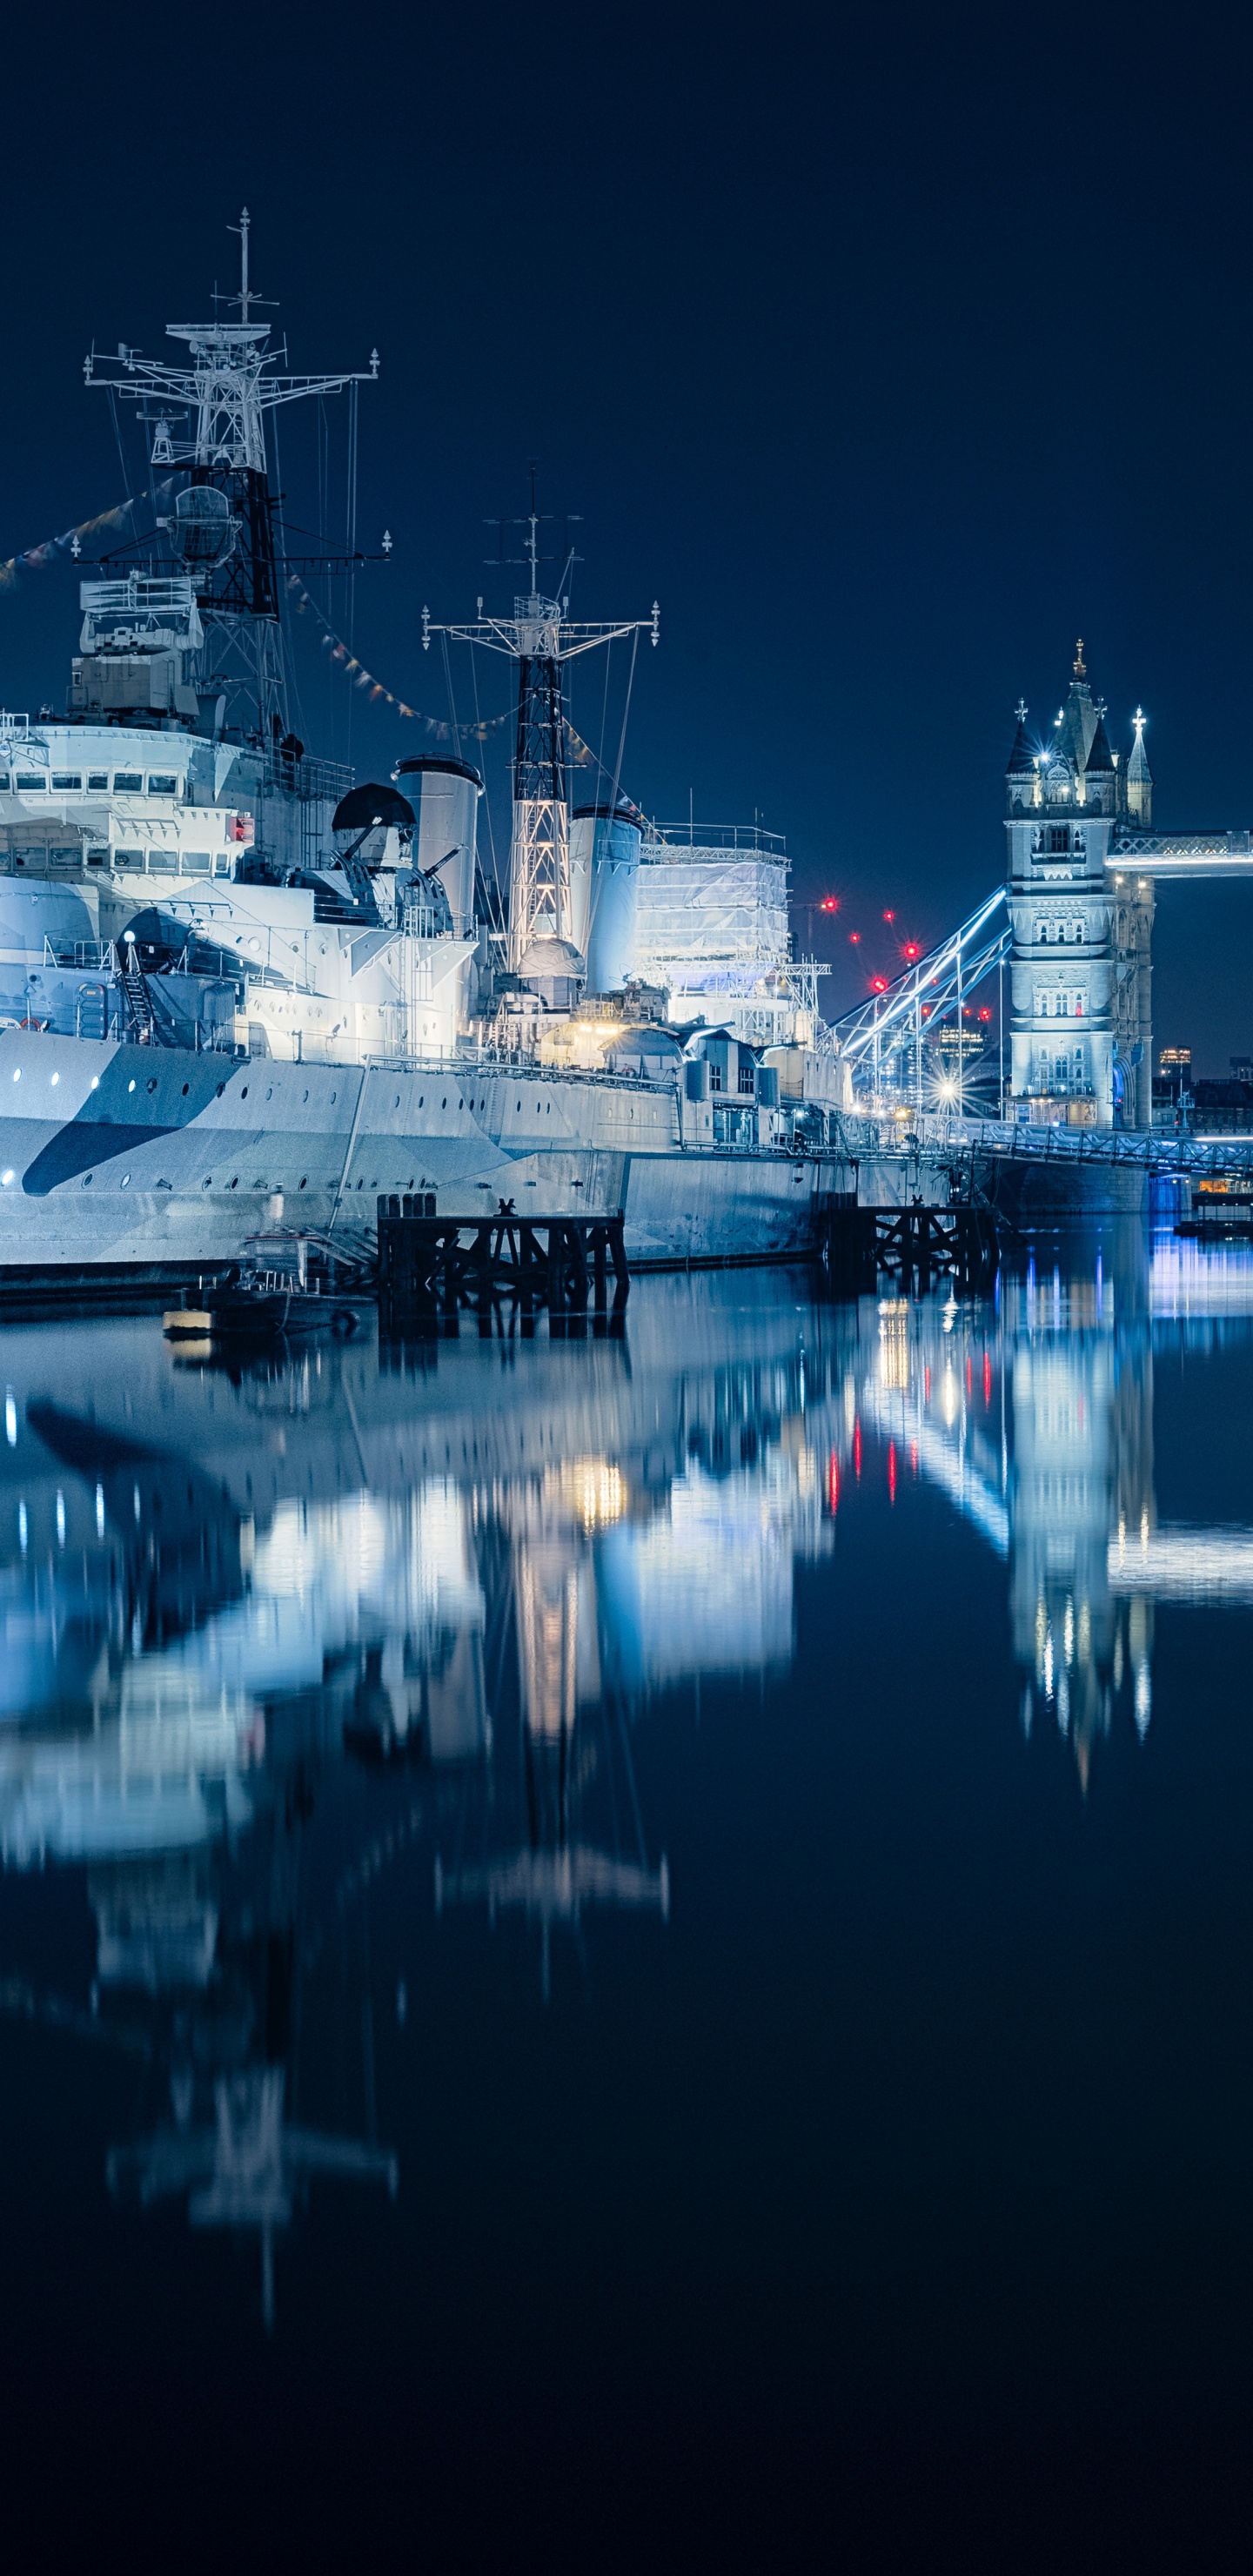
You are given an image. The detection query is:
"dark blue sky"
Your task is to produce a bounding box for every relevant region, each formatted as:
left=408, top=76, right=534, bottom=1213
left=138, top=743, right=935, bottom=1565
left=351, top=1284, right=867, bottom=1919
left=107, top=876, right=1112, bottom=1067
left=2, top=4, right=1249, bottom=1063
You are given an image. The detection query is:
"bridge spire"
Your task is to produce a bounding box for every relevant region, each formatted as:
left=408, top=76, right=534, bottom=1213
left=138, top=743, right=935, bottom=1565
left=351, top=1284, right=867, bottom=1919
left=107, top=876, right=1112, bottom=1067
left=1074, top=638, right=1087, bottom=679
left=1127, top=705, right=1152, bottom=826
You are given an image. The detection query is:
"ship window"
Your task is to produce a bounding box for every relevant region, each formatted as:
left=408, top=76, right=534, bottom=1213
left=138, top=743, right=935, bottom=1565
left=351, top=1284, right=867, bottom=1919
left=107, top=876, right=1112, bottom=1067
left=113, top=773, right=143, bottom=792
left=87, top=772, right=108, bottom=791
left=52, top=774, right=82, bottom=792
left=116, top=849, right=145, bottom=869
left=86, top=848, right=107, bottom=868
left=148, top=775, right=177, bottom=795
left=0, top=775, right=9, bottom=793
left=182, top=850, right=211, bottom=874
left=16, top=775, right=44, bottom=791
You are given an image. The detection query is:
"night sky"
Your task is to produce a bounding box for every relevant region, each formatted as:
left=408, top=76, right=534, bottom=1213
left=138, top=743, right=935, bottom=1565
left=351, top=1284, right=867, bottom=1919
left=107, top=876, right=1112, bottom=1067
left=3, top=5, right=1250, bottom=1067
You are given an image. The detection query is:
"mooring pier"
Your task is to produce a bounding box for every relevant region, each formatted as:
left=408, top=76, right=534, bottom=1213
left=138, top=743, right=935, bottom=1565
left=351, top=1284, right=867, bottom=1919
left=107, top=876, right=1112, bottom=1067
left=821, top=1197, right=1000, bottom=1293
left=377, top=1197, right=629, bottom=1326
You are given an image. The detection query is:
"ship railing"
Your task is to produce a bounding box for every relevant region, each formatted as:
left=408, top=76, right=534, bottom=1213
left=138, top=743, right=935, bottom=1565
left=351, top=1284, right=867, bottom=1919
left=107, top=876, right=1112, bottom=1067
left=0, top=714, right=32, bottom=739
left=260, top=747, right=354, bottom=804
left=44, top=937, right=117, bottom=972
left=642, top=822, right=788, bottom=855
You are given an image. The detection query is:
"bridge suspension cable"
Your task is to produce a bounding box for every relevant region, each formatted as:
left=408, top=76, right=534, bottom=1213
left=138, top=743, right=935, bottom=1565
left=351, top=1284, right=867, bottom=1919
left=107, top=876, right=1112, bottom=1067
left=829, top=885, right=1009, bottom=1108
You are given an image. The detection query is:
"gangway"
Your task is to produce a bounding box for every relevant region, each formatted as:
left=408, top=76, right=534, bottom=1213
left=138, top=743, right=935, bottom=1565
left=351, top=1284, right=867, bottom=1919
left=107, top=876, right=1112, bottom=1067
left=829, top=887, right=1008, bottom=1110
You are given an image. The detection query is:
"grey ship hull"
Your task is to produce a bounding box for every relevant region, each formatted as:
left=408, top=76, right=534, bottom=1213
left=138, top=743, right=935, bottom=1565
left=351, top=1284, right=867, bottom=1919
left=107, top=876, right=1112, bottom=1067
left=0, top=1030, right=832, bottom=1277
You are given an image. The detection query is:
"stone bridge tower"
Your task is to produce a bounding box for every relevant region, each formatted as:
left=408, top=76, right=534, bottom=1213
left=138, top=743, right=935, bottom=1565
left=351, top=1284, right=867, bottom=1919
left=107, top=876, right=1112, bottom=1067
left=1006, top=645, right=1155, bottom=1130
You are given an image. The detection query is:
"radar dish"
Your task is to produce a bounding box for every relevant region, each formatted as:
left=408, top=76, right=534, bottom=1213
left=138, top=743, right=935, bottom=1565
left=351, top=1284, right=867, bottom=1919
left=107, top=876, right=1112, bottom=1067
left=332, top=782, right=416, bottom=833
left=172, top=483, right=237, bottom=568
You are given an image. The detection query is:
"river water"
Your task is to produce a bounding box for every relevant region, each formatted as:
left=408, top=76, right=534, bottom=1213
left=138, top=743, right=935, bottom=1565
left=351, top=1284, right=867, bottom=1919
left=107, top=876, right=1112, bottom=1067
left=1, top=1231, right=1251, bottom=2569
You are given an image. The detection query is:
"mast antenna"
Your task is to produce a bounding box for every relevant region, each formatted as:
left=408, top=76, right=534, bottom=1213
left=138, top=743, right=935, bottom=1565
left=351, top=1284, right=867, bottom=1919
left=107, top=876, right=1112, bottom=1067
left=427, top=469, right=657, bottom=969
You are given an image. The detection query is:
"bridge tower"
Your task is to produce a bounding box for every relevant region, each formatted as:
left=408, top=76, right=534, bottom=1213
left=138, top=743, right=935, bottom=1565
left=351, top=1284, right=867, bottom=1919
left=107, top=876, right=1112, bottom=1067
left=1006, top=644, right=1155, bottom=1130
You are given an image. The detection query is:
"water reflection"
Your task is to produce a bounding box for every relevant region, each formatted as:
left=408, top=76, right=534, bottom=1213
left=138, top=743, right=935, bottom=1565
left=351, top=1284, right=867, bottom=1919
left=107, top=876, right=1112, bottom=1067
left=3, top=1230, right=1253, bottom=2316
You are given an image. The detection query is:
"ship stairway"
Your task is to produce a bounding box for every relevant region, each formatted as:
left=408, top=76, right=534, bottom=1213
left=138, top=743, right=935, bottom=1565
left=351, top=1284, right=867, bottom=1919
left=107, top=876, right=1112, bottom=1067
left=118, top=967, right=158, bottom=1044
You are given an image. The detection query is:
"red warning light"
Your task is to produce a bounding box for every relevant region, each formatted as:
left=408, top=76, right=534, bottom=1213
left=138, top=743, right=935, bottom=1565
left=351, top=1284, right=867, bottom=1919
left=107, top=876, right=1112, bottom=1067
left=871, top=976, right=888, bottom=992
left=820, top=896, right=839, bottom=913
left=883, top=909, right=895, bottom=922
left=902, top=942, right=921, bottom=961
left=978, top=1007, right=991, bottom=1022
left=849, top=932, right=861, bottom=945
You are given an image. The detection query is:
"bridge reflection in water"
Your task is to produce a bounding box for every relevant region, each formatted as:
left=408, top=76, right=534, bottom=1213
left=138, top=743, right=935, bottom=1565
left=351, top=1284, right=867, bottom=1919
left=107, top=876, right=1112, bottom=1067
left=0, top=1231, right=1250, bottom=2312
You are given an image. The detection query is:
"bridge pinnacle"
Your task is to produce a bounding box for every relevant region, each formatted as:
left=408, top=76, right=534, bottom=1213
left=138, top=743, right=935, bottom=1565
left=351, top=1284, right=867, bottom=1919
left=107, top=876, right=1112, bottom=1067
left=1074, top=638, right=1087, bottom=679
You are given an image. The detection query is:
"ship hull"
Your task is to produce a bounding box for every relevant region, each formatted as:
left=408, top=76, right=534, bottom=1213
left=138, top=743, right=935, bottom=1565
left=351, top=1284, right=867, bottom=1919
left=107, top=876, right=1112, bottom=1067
left=0, top=1030, right=834, bottom=1276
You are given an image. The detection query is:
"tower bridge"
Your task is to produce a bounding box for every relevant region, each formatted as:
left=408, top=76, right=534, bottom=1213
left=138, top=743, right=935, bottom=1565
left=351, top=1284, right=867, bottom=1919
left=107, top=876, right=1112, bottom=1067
left=833, top=641, right=1253, bottom=1132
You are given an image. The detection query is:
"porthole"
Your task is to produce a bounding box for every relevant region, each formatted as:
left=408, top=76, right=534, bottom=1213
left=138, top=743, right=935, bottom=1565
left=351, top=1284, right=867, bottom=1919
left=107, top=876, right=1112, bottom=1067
left=147, top=1077, right=157, bottom=1094
left=216, top=1082, right=224, bottom=1098
left=330, top=1090, right=337, bottom=1104
left=395, top=1094, right=400, bottom=1108
left=516, top=1101, right=521, bottom=1112
left=128, top=1079, right=136, bottom=1093
left=82, top=1173, right=92, bottom=1187
left=229, top=1177, right=238, bottom=1189
left=441, top=1097, right=446, bottom=1109
left=265, top=1086, right=272, bottom=1101
left=241, top=1085, right=248, bottom=1099
left=419, top=1095, right=424, bottom=1108
left=10, top=1070, right=18, bottom=1085
left=182, top=1083, right=189, bottom=1097
left=202, top=1177, right=211, bottom=1188
left=50, top=1072, right=59, bottom=1088
left=120, top=1174, right=130, bottom=1188
left=302, top=1089, right=309, bottom=1104
left=298, top=1177, right=307, bottom=1190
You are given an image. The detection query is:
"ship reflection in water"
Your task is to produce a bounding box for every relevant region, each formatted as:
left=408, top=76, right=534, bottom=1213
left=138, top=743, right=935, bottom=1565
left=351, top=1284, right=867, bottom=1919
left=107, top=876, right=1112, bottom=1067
left=1, top=1230, right=1252, bottom=2331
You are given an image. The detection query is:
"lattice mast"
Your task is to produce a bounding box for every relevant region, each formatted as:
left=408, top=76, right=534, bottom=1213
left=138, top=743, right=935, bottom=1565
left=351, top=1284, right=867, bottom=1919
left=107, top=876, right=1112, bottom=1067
left=84, top=210, right=379, bottom=739
left=425, top=493, right=657, bottom=969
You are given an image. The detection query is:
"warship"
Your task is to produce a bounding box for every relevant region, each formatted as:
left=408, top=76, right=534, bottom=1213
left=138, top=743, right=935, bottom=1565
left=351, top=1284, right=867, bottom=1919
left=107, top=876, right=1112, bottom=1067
left=0, top=218, right=848, bottom=1284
